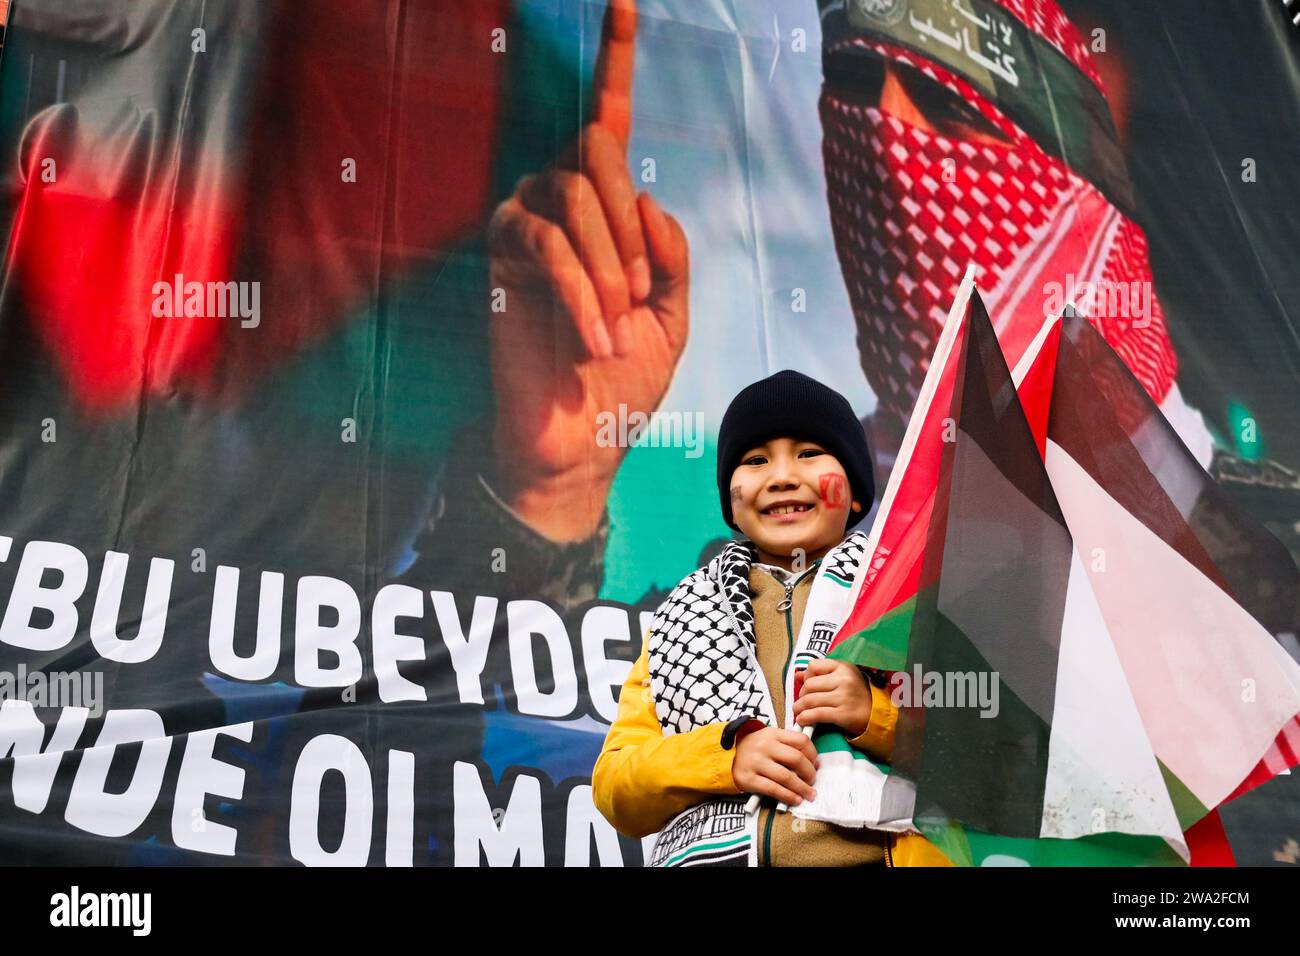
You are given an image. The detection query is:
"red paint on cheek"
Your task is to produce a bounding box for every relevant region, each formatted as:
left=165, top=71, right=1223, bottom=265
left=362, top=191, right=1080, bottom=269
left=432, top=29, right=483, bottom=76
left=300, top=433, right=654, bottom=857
left=819, top=473, right=847, bottom=508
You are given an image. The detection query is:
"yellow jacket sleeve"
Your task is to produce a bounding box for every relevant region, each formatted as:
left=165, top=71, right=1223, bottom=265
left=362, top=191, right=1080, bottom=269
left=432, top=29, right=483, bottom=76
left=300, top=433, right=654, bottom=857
left=591, top=633, right=744, bottom=838
left=846, top=681, right=897, bottom=764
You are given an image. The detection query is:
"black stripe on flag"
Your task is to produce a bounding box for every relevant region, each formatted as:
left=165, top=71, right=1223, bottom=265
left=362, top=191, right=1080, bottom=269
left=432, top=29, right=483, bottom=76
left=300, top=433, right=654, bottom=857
left=887, top=291, right=1073, bottom=838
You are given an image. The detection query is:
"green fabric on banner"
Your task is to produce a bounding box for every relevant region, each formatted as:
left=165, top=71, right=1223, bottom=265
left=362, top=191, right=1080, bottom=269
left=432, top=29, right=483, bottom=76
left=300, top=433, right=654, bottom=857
left=602, top=436, right=733, bottom=605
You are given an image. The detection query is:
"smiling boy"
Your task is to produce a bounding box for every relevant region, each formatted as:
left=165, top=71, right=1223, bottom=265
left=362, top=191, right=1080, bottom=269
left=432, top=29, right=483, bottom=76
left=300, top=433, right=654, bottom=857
left=592, top=369, right=952, bottom=866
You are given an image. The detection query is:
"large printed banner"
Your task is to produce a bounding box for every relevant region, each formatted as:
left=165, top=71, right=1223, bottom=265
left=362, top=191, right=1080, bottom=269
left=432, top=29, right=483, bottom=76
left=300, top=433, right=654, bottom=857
left=0, top=0, right=1298, bottom=865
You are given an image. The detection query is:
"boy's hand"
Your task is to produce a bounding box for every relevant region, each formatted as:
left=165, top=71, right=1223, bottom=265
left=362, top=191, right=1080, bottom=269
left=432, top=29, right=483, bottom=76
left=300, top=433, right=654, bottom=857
left=731, top=727, right=820, bottom=806
left=792, top=658, right=872, bottom=738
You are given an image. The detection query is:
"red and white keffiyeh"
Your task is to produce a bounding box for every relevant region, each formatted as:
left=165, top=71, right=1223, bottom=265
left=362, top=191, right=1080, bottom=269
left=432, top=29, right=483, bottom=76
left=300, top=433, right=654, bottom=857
left=820, top=0, right=1180, bottom=452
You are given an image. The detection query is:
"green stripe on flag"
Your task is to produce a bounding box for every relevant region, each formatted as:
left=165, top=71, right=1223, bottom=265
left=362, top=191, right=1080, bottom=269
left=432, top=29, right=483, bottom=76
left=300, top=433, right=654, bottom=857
left=919, top=820, right=1186, bottom=867
left=1157, top=759, right=1210, bottom=831
left=829, top=594, right=918, bottom=671
left=812, top=727, right=890, bottom=769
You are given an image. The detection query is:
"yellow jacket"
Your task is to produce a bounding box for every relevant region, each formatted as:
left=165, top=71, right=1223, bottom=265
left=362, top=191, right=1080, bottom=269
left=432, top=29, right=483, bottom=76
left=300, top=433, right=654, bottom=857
left=593, top=631, right=954, bottom=867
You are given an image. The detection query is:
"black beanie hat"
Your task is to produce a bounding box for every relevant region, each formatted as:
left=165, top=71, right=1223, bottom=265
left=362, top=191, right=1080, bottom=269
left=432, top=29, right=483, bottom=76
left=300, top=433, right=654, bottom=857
left=716, top=370, right=875, bottom=532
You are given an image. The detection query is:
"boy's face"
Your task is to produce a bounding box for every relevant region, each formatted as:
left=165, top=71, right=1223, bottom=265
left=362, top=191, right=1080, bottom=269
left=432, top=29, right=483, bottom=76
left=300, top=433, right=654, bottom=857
left=729, top=436, right=862, bottom=571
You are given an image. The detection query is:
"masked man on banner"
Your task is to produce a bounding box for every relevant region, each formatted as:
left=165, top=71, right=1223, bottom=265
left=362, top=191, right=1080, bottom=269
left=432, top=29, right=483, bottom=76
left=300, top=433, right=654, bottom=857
left=814, top=0, right=1300, bottom=536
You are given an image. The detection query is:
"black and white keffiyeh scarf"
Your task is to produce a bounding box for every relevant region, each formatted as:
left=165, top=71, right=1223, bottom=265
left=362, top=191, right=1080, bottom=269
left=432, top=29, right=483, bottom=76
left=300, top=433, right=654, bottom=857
left=643, top=531, right=871, bottom=866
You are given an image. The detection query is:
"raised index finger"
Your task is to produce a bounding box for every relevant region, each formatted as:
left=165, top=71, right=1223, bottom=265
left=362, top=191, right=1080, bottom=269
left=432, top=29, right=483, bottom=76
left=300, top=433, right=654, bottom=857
left=592, top=0, right=637, bottom=153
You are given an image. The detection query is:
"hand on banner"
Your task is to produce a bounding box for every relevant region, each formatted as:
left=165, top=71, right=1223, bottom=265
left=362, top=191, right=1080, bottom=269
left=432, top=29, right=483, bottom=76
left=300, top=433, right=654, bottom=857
left=486, top=0, right=689, bottom=542
left=792, top=658, right=873, bottom=739
left=732, top=727, right=821, bottom=807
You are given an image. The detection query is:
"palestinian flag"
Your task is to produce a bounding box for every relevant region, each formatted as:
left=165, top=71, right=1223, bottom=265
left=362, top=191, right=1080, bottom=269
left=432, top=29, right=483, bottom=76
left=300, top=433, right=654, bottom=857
left=798, top=288, right=1300, bottom=866
left=1037, top=306, right=1300, bottom=861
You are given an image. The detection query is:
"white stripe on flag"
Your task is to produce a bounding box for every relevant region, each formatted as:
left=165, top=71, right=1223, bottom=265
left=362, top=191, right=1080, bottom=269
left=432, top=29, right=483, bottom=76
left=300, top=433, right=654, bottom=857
left=792, top=750, right=917, bottom=832
left=1044, top=439, right=1300, bottom=810
left=1042, top=548, right=1187, bottom=858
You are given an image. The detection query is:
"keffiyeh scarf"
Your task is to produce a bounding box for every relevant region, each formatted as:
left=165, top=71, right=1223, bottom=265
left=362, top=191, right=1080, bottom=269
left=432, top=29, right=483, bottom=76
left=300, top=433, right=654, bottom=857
left=643, top=531, right=870, bottom=866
